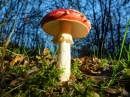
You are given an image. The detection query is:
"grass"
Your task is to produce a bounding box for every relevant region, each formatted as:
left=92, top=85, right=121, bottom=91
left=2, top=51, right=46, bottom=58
left=0, top=20, right=130, bottom=97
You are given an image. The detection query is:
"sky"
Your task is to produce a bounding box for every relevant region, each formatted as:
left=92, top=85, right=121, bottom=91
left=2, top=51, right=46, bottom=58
left=0, top=0, right=130, bottom=55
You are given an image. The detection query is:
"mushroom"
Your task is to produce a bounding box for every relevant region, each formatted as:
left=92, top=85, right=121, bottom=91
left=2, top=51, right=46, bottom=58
left=40, top=8, right=91, bottom=82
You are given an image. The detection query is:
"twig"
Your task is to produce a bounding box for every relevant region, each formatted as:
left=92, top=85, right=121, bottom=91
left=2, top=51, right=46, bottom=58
left=2, top=83, right=24, bottom=97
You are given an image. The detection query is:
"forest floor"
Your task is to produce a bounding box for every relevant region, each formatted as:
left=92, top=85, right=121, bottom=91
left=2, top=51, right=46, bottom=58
left=0, top=47, right=130, bottom=97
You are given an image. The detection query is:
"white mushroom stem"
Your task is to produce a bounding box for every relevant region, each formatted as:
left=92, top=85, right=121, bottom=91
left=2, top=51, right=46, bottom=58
left=57, top=41, right=71, bottom=81
left=52, top=21, right=73, bottom=82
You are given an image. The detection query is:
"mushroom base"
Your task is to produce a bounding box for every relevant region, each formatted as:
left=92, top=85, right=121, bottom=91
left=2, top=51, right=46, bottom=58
left=57, top=41, right=71, bottom=82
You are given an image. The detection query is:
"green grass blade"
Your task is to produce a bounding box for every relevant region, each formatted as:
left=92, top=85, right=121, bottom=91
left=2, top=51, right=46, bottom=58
left=119, top=20, right=130, bottom=60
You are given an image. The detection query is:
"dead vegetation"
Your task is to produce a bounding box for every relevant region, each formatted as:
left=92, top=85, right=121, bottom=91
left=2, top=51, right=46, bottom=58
left=0, top=46, right=130, bottom=97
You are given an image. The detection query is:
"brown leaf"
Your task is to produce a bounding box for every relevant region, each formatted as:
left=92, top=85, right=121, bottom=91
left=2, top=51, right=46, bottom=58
left=105, top=88, right=121, bottom=95
left=25, top=66, right=40, bottom=76
left=23, top=59, right=29, bottom=67
left=36, top=54, right=43, bottom=60
left=80, top=56, right=89, bottom=65
left=10, top=55, right=24, bottom=66
left=10, top=79, right=18, bottom=87
left=79, top=65, right=101, bottom=75
left=36, top=54, right=54, bottom=64
left=71, top=58, right=82, bottom=64
left=29, top=59, right=36, bottom=67
left=3, top=62, right=10, bottom=71
left=69, top=74, right=76, bottom=82
left=72, top=56, right=89, bottom=65
left=43, top=48, right=50, bottom=56
left=93, top=56, right=101, bottom=64
left=45, top=55, right=54, bottom=64
left=79, top=65, right=89, bottom=72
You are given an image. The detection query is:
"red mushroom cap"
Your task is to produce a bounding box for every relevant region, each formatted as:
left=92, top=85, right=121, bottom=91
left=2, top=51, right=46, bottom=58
left=40, top=8, right=91, bottom=39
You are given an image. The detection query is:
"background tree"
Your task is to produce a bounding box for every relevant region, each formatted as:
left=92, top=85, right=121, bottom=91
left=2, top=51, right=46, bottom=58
left=0, top=0, right=130, bottom=57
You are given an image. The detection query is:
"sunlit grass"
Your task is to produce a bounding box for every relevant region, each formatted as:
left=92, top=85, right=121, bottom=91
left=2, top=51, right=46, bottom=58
left=0, top=20, right=130, bottom=97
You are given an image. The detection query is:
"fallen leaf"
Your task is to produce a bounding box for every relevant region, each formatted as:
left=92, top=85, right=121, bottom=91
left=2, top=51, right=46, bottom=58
left=25, top=66, right=40, bottom=76
left=36, top=54, right=43, bottom=60
left=29, top=59, right=36, bottom=67
left=10, top=79, right=18, bottom=87
left=71, top=56, right=89, bottom=65
left=36, top=54, right=54, bottom=64
left=120, top=88, right=130, bottom=97
left=79, top=65, right=101, bottom=75
left=3, top=61, right=10, bottom=71
left=10, top=55, right=24, bottom=66
left=93, top=56, right=101, bottom=64
left=69, top=74, right=76, bottom=82
left=105, top=87, right=121, bottom=95
left=43, top=48, right=50, bottom=56
left=23, top=59, right=29, bottom=67
left=71, top=58, right=82, bottom=64
left=45, top=55, right=54, bottom=64
left=79, top=56, right=89, bottom=65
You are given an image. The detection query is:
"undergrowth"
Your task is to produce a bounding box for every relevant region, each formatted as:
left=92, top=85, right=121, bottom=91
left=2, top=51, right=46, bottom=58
left=0, top=20, right=130, bottom=97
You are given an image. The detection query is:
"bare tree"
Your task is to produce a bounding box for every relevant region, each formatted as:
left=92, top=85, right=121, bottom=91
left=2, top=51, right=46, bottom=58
left=0, top=0, right=129, bottom=57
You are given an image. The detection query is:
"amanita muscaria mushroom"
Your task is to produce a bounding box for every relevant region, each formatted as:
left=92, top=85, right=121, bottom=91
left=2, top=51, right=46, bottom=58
left=40, top=8, right=91, bottom=82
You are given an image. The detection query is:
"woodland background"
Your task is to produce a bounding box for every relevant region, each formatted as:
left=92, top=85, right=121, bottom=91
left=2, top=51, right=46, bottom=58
left=0, top=0, right=130, bottom=58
